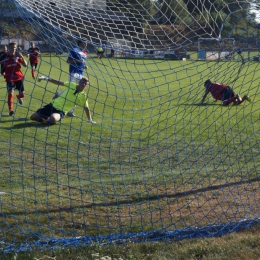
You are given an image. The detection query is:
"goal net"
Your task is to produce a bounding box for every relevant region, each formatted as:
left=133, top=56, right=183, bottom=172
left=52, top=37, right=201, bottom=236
left=0, top=0, right=259, bottom=253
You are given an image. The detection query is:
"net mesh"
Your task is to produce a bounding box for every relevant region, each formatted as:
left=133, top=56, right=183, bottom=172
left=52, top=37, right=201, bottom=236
left=0, top=0, right=259, bottom=253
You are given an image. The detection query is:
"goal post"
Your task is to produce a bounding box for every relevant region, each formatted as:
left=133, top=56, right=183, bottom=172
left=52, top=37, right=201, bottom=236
left=198, top=38, right=236, bottom=61
left=105, top=38, right=132, bottom=58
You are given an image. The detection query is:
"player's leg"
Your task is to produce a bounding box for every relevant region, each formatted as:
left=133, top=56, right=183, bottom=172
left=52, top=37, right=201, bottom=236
left=66, top=73, right=81, bottom=117
left=30, top=112, right=42, bottom=121
left=48, top=108, right=65, bottom=125
left=33, top=63, right=38, bottom=79
left=30, top=104, right=52, bottom=123
left=30, top=61, right=36, bottom=79
left=222, top=87, right=236, bottom=106
left=16, top=80, right=25, bottom=105
left=7, top=82, right=15, bottom=116
left=48, top=113, right=62, bottom=125
left=234, top=95, right=251, bottom=105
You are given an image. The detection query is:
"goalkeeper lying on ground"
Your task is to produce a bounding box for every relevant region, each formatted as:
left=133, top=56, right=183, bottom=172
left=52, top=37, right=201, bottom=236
left=30, top=76, right=96, bottom=125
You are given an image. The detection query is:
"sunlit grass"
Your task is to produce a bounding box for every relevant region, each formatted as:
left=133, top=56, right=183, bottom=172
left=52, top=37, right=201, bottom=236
left=0, top=55, right=259, bottom=250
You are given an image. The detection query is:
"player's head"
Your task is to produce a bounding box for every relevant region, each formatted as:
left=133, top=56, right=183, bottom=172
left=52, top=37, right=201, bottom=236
left=78, top=39, right=87, bottom=49
left=77, top=77, right=89, bottom=92
left=9, top=42, right=17, bottom=55
left=204, top=79, right=211, bottom=88
left=30, top=42, right=35, bottom=48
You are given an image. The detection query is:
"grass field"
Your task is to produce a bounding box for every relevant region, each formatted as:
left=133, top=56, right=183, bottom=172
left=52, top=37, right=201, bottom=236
left=0, top=55, right=259, bottom=255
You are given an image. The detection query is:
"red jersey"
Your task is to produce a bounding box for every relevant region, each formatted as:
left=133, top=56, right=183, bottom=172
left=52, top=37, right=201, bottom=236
left=28, top=47, right=40, bottom=63
left=206, top=83, right=227, bottom=100
left=1, top=55, right=25, bottom=82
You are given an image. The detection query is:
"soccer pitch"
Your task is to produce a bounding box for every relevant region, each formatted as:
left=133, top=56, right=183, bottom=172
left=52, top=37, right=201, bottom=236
left=0, top=55, right=259, bottom=245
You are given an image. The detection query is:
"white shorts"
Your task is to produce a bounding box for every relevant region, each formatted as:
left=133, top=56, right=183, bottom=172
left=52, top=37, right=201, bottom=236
left=68, top=73, right=83, bottom=83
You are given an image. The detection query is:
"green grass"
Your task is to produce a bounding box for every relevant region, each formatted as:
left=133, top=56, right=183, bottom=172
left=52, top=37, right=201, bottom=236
left=0, top=55, right=259, bottom=254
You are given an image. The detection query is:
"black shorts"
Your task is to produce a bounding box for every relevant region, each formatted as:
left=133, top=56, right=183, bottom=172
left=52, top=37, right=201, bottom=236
left=30, top=61, right=38, bottom=69
left=37, top=103, right=65, bottom=120
left=7, top=80, right=24, bottom=92
left=222, top=86, right=235, bottom=101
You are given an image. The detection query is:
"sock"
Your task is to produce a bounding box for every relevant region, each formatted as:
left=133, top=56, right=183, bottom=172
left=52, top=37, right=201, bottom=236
left=8, top=94, right=14, bottom=111
left=32, top=70, right=35, bottom=78
left=17, top=93, right=25, bottom=99
left=235, top=96, right=246, bottom=105
left=223, top=96, right=236, bottom=105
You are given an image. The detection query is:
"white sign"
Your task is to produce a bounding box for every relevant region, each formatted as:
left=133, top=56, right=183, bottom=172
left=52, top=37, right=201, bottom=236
left=0, top=39, right=23, bottom=45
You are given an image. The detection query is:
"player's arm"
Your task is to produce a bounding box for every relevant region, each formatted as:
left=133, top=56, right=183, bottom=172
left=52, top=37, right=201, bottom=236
left=18, top=53, right=27, bottom=67
left=84, top=106, right=96, bottom=124
left=38, top=76, right=65, bottom=86
left=200, top=90, right=209, bottom=104
left=67, top=50, right=84, bottom=64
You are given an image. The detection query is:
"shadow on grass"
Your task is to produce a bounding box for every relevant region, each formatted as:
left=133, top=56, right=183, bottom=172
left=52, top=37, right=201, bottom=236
left=184, top=103, right=221, bottom=106
left=0, top=120, right=51, bottom=129
left=4, top=175, right=260, bottom=215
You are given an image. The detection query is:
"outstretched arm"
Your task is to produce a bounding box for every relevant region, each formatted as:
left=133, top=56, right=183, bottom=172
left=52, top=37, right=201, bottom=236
left=38, top=76, right=64, bottom=86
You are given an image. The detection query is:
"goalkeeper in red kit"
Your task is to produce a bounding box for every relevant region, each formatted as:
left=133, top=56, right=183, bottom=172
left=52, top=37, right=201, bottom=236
left=27, top=42, right=40, bottom=79
left=200, top=79, right=251, bottom=106
left=0, top=42, right=27, bottom=116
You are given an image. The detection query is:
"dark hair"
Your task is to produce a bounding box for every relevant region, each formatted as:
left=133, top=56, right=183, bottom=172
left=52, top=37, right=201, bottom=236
left=204, top=79, right=211, bottom=88
left=9, top=42, right=17, bottom=47
left=81, top=76, right=89, bottom=83
left=77, top=39, right=87, bottom=46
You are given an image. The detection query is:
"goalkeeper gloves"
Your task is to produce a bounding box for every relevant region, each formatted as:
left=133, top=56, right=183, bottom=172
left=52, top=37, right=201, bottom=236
left=38, top=76, right=50, bottom=82
left=88, top=119, right=96, bottom=124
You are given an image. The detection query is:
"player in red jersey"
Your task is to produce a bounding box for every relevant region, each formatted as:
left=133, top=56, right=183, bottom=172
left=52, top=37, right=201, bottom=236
left=27, top=42, right=40, bottom=79
left=0, top=42, right=27, bottom=116
left=200, top=79, right=251, bottom=106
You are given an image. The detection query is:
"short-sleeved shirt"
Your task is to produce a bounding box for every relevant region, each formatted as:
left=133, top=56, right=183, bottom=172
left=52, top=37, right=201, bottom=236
left=1, top=55, right=25, bottom=82
left=28, top=47, right=40, bottom=63
left=206, top=83, right=227, bottom=100
left=68, top=47, right=87, bottom=75
left=97, top=47, right=104, bottom=53
left=52, top=82, right=88, bottom=114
